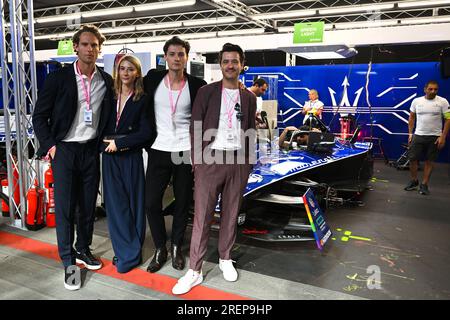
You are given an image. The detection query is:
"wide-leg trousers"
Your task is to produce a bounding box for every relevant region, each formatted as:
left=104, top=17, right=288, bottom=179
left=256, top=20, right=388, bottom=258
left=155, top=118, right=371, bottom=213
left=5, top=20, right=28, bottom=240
left=103, top=150, right=146, bottom=273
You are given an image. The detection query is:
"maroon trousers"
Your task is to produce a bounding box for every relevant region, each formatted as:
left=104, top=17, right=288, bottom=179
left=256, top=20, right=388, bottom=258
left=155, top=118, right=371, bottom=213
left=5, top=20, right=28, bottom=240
left=189, top=162, right=252, bottom=271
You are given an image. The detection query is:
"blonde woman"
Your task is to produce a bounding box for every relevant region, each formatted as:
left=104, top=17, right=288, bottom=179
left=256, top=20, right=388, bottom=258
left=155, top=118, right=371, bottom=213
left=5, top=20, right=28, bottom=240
left=102, top=55, right=151, bottom=273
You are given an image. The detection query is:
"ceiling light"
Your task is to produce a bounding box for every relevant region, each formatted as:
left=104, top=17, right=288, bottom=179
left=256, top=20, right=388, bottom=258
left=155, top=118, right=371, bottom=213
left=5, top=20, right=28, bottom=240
left=134, top=0, right=196, bottom=12
left=279, top=44, right=358, bottom=60
left=34, top=32, right=74, bottom=40
left=183, top=16, right=237, bottom=26
left=319, top=3, right=394, bottom=15
left=35, top=13, right=81, bottom=24
left=398, top=0, right=450, bottom=8
left=278, top=24, right=333, bottom=33
left=400, top=16, right=450, bottom=24
left=106, top=38, right=138, bottom=45
left=101, top=26, right=136, bottom=34
left=217, top=28, right=265, bottom=36
left=333, top=20, right=399, bottom=29
left=81, top=7, right=133, bottom=18
left=136, top=21, right=182, bottom=31
left=136, top=32, right=217, bottom=43
left=250, top=9, right=316, bottom=20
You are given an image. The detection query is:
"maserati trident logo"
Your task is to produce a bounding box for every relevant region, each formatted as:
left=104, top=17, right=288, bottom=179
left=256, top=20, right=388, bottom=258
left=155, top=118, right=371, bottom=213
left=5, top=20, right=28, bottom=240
left=328, top=76, right=364, bottom=115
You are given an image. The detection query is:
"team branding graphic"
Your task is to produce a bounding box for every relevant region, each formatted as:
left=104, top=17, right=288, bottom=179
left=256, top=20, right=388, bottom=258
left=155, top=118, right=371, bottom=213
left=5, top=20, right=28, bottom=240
left=244, top=62, right=450, bottom=160
left=247, top=174, right=263, bottom=184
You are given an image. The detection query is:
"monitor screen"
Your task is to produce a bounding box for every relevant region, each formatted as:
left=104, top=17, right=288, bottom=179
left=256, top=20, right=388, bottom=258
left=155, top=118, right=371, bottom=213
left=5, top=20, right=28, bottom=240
left=190, top=61, right=204, bottom=80
left=156, top=54, right=166, bottom=70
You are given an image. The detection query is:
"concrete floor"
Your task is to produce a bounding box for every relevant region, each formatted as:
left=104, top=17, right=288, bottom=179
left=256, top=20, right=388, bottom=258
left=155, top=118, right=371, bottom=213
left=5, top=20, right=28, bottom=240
left=0, top=160, right=449, bottom=300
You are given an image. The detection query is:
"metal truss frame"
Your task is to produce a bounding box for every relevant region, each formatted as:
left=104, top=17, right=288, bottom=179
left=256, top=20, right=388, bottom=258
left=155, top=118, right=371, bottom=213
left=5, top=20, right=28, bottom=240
left=30, top=0, right=450, bottom=41
left=0, top=0, right=39, bottom=229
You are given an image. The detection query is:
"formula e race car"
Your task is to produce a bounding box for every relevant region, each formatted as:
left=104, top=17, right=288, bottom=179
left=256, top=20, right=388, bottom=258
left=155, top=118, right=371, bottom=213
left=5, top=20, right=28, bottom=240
left=238, top=131, right=373, bottom=242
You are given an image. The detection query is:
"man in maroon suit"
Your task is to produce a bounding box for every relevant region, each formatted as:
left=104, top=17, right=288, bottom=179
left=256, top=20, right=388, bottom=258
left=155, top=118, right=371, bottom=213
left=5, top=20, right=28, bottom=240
left=172, top=43, right=256, bottom=295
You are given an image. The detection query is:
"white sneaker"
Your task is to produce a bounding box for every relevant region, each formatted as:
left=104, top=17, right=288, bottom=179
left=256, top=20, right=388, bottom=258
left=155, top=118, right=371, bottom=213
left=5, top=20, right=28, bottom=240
left=219, top=259, right=238, bottom=282
left=172, top=269, right=203, bottom=295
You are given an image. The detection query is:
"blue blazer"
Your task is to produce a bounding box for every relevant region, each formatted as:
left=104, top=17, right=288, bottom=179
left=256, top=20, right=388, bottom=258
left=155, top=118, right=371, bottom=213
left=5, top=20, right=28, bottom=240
left=101, top=93, right=151, bottom=153
left=32, top=63, right=114, bottom=157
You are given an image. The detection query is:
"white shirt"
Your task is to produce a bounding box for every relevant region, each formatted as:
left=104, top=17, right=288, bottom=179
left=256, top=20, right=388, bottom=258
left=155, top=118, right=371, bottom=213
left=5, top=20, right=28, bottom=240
left=410, top=95, right=450, bottom=136
left=63, top=62, right=106, bottom=142
left=151, top=79, right=191, bottom=152
left=211, top=88, right=242, bottom=151
left=303, top=99, right=324, bottom=120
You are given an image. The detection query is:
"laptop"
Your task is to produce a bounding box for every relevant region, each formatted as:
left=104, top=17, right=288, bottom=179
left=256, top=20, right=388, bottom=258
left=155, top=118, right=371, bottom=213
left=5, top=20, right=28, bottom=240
left=307, top=131, right=335, bottom=152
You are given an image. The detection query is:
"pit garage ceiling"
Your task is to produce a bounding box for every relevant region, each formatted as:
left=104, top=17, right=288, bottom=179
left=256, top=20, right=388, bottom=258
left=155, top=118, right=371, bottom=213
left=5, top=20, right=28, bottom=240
left=22, top=0, right=450, bottom=48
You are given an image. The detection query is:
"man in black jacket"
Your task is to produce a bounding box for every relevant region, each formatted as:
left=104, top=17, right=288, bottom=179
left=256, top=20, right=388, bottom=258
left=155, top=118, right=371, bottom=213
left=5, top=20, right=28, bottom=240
left=32, top=25, right=113, bottom=290
left=143, top=36, right=206, bottom=273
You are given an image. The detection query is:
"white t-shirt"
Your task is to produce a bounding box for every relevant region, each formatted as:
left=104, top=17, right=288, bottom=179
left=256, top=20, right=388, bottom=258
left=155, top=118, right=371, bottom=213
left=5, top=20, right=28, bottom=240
left=302, top=99, right=324, bottom=124
left=151, top=80, right=191, bottom=152
left=410, top=95, right=450, bottom=136
left=211, top=88, right=242, bottom=151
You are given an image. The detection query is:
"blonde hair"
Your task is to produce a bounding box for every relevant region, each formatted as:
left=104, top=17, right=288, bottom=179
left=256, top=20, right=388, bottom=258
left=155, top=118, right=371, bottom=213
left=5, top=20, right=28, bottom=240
left=114, top=54, right=144, bottom=102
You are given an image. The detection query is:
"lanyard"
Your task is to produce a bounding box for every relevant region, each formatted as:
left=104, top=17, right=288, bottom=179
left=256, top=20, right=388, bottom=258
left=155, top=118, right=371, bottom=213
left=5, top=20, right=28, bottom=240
left=75, top=61, right=95, bottom=111
left=116, top=90, right=133, bottom=129
left=164, top=74, right=186, bottom=116
left=222, top=87, right=240, bottom=128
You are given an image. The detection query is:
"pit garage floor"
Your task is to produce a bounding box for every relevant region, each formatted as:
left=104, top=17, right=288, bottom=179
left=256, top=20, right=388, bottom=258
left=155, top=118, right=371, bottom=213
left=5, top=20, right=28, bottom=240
left=0, top=160, right=449, bottom=300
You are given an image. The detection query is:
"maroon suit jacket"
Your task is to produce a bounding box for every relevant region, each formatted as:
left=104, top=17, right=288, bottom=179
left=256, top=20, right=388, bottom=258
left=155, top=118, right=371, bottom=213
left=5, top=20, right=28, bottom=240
left=190, top=80, right=257, bottom=165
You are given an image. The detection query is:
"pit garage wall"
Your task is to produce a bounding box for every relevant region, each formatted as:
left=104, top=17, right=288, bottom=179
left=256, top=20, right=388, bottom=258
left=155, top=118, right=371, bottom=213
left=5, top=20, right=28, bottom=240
left=243, top=62, right=450, bottom=163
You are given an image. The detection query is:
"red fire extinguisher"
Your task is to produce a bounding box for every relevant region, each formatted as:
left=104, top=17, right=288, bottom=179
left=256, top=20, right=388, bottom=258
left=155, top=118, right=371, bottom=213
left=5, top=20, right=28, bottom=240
left=44, top=165, right=56, bottom=228
left=1, top=166, right=21, bottom=218
left=26, top=184, right=46, bottom=231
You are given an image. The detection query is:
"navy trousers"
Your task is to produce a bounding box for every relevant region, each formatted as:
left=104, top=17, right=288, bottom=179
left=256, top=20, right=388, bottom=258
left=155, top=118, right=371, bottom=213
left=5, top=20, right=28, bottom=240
left=52, top=140, right=99, bottom=267
left=102, top=150, right=146, bottom=273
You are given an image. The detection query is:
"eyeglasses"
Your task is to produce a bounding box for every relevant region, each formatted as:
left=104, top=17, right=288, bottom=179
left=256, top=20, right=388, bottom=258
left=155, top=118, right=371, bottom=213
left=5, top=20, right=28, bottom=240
left=235, top=103, right=243, bottom=121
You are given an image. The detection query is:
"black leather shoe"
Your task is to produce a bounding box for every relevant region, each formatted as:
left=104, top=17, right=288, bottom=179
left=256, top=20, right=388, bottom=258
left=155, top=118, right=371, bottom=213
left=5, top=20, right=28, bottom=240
left=146, top=247, right=167, bottom=273
left=112, top=256, right=118, bottom=266
left=171, top=244, right=185, bottom=270
left=76, top=249, right=102, bottom=270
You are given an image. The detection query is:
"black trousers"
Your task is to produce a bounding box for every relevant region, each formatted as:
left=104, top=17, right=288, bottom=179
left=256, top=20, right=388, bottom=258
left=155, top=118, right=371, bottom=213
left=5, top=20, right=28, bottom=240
left=52, top=140, right=99, bottom=267
left=145, top=149, right=193, bottom=249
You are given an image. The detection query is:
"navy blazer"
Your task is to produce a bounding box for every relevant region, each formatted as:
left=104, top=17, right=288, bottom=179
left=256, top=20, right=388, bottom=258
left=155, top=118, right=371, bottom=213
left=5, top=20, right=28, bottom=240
left=32, top=63, right=114, bottom=157
left=142, top=69, right=207, bottom=149
left=101, top=93, right=151, bottom=153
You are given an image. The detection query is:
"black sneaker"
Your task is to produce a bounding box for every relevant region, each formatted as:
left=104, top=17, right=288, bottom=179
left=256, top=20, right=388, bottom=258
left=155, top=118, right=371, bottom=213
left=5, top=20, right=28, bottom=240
left=64, top=265, right=81, bottom=291
left=419, top=183, right=430, bottom=195
left=404, top=179, right=419, bottom=191
left=76, top=250, right=102, bottom=270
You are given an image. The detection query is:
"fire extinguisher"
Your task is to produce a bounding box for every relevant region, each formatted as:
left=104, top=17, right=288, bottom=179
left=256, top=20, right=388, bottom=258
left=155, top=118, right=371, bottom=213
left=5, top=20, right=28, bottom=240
left=44, top=165, right=56, bottom=228
left=26, top=184, right=46, bottom=231
left=1, top=179, right=9, bottom=217
left=1, top=166, right=21, bottom=218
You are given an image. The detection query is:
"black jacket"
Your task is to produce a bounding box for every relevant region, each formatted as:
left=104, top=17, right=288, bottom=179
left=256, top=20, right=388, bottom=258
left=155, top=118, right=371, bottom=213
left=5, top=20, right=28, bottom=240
left=32, top=63, right=114, bottom=157
left=100, top=93, right=151, bottom=153
left=142, top=69, right=207, bottom=149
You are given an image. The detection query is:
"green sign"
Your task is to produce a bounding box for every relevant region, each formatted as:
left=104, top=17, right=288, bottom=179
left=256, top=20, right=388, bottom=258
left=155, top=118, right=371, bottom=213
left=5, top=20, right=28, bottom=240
left=293, top=22, right=324, bottom=44
left=57, top=40, right=74, bottom=55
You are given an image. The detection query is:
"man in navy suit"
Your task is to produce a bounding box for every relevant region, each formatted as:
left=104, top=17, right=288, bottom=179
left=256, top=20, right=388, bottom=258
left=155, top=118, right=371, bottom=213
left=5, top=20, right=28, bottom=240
left=32, top=25, right=113, bottom=290
left=143, top=36, right=206, bottom=274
